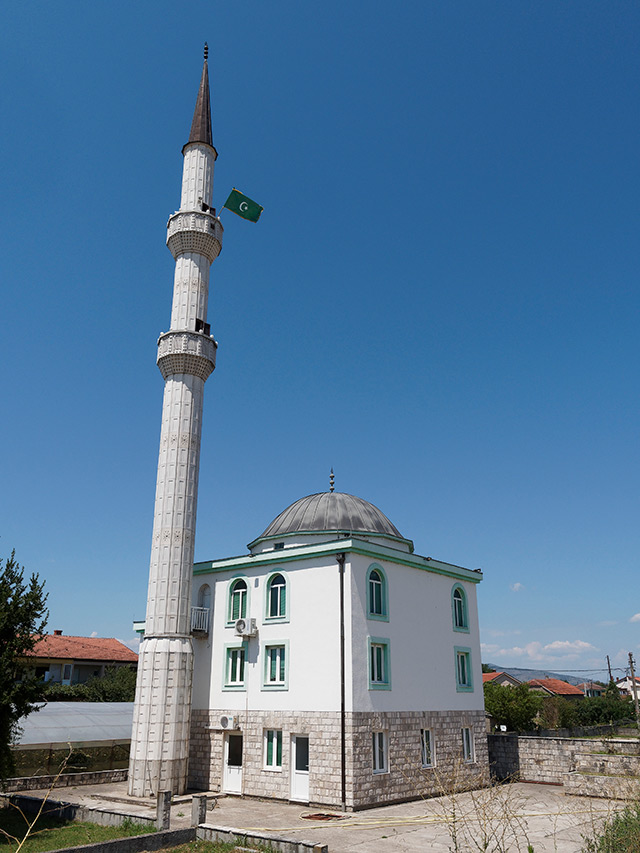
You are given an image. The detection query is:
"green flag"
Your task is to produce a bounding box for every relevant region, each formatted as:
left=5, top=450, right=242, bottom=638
left=223, top=189, right=263, bottom=222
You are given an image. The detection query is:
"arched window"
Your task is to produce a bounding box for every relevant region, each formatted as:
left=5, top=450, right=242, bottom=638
left=197, top=583, right=211, bottom=610
left=367, top=564, right=388, bottom=620
left=452, top=585, right=468, bottom=631
left=228, top=578, right=248, bottom=622
left=265, top=572, right=287, bottom=621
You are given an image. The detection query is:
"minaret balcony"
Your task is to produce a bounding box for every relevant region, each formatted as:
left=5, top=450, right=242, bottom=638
left=157, top=330, right=217, bottom=380
left=190, top=606, right=210, bottom=635
left=167, top=211, right=223, bottom=264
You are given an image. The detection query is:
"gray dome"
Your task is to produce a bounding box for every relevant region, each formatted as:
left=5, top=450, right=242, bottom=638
left=256, top=492, right=404, bottom=541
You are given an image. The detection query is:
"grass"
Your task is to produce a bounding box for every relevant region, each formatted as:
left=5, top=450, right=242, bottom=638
left=581, top=801, right=640, bottom=853
left=153, top=842, right=275, bottom=853
left=0, top=809, right=153, bottom=853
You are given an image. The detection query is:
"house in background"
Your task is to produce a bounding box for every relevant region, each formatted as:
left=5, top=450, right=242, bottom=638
left=482, top=671, right=522, bottom=688
left=188, top=489, right=488, bottom=810
left=615, top=676, right=640, bottom=697
left=26, top=632, right=137, bottom=685
left=527, top=678, right=584, bottom=700
left=576, top=681, right=605, bottom=698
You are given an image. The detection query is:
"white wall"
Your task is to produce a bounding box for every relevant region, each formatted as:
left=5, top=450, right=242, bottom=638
left=349, top=553, right=484, bottom=713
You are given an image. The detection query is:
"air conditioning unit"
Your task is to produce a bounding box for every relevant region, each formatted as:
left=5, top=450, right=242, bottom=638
left=234, top=617, right=257, bottom=637
left=220, top=715, right=238, bottom=730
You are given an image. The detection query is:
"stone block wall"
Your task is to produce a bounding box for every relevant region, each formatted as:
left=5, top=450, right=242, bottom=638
left=190, top=708, right=488, bottom=810
left=488, top=734, right=640, bottom=785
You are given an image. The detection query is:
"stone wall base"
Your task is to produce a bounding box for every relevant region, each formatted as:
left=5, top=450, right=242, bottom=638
left=190, top=708, right=488, bottom=810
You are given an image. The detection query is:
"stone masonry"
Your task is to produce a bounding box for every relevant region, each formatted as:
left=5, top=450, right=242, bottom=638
left=190, top=709, right=487, bottom=810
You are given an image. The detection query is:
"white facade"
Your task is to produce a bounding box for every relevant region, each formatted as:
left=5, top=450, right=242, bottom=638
left=188, top=493, right=487, bottom=809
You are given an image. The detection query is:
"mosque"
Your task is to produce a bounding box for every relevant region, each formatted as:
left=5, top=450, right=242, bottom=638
left=129, top=48, right=488, bottom=808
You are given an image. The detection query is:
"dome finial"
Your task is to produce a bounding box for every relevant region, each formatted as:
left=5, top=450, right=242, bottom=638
left=329, top=468, right=335, bottom=493
left=204, top=42, right=208, bottom=62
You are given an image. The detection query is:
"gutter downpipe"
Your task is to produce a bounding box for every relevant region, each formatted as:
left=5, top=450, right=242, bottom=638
left=337, top=551, right=347, bottom=812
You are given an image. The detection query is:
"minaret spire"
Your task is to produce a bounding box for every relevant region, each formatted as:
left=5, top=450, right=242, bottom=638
left=129, top=48, right=223, bottom=798
left=187, top=43, right=213, bottom=148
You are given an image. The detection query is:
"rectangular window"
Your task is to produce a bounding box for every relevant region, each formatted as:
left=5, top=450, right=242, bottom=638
left=372, top=731, right=388, bottom=774
left=262, top=642, right=288, bottom=690
left=264, top=729, right=283, bottom=769
left=455, top=647, right=473, bottom=692
left=462, top=727, right=474, bottom=763
left=420, top=729, right=434, bottom=768
left=368, top=637, right=391, bottom=690
left=224, top=645, right=246, bottom=689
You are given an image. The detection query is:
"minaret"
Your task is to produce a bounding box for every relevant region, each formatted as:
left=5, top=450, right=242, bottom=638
left=128, top=46, right=222, bottom=797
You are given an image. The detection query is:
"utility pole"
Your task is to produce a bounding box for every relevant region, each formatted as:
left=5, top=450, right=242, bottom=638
left=606, top=655, right=613, bottom=684
left=628, top=652, right=640, bottom=731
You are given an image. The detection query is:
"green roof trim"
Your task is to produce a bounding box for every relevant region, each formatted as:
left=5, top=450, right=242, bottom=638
left=193, top=537, right=483, bottom=584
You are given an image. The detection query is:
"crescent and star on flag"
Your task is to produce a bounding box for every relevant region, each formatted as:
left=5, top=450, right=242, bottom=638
left=222, top=188, right=264, bottom=223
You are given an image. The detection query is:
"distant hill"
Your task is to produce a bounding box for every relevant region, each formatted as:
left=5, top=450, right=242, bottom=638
left=484, top=665, right=595, bottom=687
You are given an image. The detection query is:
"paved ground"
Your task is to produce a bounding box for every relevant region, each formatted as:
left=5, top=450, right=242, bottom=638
left=13, top=781, right=624, bottom=852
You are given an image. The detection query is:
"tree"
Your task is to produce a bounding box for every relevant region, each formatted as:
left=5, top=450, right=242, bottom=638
left=0, top=551, right=48, bottom=782
left=43, top=665, right=136, bottom=702
left=484, top=682, right=543, bottom=732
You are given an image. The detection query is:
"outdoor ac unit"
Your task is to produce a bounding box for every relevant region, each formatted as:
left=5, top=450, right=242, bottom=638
left=234, top=617, right=257, bottom=637
left=219, top=715, right=238, bottom=730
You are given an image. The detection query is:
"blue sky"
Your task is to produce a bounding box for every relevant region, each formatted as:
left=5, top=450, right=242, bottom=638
left=1, top=1, right=638, bottom=680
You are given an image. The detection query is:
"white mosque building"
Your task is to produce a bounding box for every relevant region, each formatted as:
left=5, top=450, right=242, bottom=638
left=129, top=48, right=487, bottom=808
left=188, top=487, right=487, bottom=809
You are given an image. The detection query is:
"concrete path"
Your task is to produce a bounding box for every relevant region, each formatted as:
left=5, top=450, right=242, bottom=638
left=17, top=781, right=623, bottom=852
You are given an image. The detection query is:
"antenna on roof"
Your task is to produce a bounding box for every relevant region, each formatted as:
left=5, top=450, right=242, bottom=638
left=329, top=468, right=335, bottom=493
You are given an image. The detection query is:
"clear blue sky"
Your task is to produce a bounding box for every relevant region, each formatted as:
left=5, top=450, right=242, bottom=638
left=1, top=1, right=638, bottom=681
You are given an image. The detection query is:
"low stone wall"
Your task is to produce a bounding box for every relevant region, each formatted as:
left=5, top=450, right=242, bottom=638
left=488, top=734, right=640, bottom=785
left=199, top=823, right=328, bottom=852
left=45, top=829, right=195, bottom=853
left=1, top=793, right=155, bottom=828
left=5, top=769, right=128, bottom=793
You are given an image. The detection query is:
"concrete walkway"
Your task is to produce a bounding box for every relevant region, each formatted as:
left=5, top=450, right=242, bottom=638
left=15, top=781, right=623, bottom=852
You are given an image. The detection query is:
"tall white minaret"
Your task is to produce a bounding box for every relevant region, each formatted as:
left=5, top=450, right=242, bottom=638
left=128, top=46, right=222, bottom=797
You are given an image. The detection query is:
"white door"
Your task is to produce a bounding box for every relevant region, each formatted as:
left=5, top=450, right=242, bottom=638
left=290, top=735, right=309, bottom=802
left=223, top=733, right=243, bottom=794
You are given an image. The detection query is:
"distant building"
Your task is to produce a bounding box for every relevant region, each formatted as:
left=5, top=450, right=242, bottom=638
left=615, top=676, right=640, bottom=697
left=25, top=632, right=137, bottom=685
left=482, top=671, right=522, bottom=688
left=527, top=678, right=584, bottom=700
left=576, top=681, right=605, bottom=698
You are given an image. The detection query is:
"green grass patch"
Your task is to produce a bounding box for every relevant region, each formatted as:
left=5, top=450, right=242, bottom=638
left=161, top=841, right=275, bottom=853
left=0, top=809, right=152, bottom=853
left=581, top=801, right=640, bottom=852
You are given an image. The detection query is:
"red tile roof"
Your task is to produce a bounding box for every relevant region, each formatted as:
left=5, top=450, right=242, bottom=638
left=528, top=678, right=584, bottom=696
left=26, top=635, right=137, bottom=663
left=483, top=671, right=502, bottom=683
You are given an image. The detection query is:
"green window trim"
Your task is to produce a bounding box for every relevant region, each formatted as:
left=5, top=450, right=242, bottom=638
left=368, top=636, right=391, bottom=690
left=366, top=563, right=389, bottom=622
left=226, top=575, right=250, bottom=625
left=222, top=641, right=248, bottom=691
left=451, top=584, right=469, bottom=633
left=454, top=646, right=473, bottom=692
left=420, top=728, right=435, bottom=768
left=264, top=570, right=289, bottom=623
left=462, top=726, right=475, bottom=762
left=261, top=640, right=289, bottom=691
left=264, top=729, right=283, bottom=770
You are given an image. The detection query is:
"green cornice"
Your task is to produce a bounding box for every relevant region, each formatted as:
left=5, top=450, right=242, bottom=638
left=193, top=538, right=483, bottom=584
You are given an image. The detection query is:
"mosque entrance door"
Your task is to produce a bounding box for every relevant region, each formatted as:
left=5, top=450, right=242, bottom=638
left=223, top=733, right=243, bottom=794
left=290, top=735, right=309, bottom=802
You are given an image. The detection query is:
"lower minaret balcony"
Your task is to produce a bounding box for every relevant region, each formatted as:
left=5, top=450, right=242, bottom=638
left=157, top=330, right=217, bottom=380
left=190, top=606, right=210, bottom=635
left=167, top=211, right=223, bottom=263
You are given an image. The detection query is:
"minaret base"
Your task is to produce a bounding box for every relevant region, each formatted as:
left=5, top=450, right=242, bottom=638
left=128, top=636, right=193, bottom=797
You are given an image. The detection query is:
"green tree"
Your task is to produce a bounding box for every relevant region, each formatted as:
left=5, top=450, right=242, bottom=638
left=484, top=682, right=543, bottom=732
left=44, top=665, right=137, bottom=702
left=0, top=551, right=48, bottom=781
